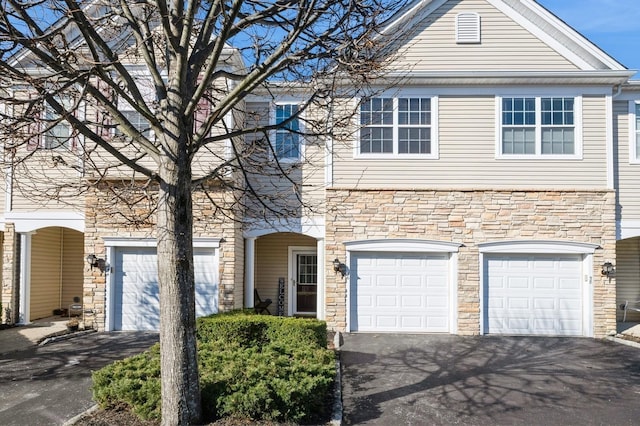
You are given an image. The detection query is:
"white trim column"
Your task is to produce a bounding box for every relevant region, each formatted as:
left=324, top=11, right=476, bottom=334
left=18, top=232, right=33, bottom=324
left=316, top=238, right=325, bottom=320
left=244, top=237, right=256, bottom=308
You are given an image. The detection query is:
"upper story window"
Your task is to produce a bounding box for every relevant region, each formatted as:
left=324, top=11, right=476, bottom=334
left=274, top=104, right=300, bottom=161
left=43, top=98, right=73, bottom=150
left=498, top=96, right=581, bottom=159
left=631, top=102, right=640, bottom=164
left=116, top=110, right=151, bottom=138
left=358, top=97, right=437, bottom=159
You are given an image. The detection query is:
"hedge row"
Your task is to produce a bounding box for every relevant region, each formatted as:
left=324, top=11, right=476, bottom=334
left=92, top=312, right=335, bottom=423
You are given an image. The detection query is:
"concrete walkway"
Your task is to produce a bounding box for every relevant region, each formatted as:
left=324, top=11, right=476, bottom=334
left=618, top=322, right=640, bottom=339
left=0, top=317, right=69, bottom=355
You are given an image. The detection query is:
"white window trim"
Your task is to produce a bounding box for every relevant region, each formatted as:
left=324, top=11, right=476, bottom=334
left=495, top=95, right=583, bottom=160
left=270, top=102, right=304, bottom=163
left=354, top=95, right=439, bottom=160
left=41, top=97, right=83, bottom=150
left=629, top=101, right=640, bottom=164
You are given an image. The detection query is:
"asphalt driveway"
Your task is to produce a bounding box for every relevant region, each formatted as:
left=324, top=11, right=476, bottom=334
left=0, top=332, right=158, bottom=426
left=341, top=334, right=640, bottom=425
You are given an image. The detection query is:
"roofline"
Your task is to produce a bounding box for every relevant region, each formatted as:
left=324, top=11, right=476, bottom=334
left=521, top=0, right=626, bottom=70
left=377, top=0, right=627, bottom=72
left=359, top=70, right=636, bottom=86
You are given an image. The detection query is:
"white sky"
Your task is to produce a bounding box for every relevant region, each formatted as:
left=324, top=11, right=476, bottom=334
left=537, top=0, right=640, bottom=76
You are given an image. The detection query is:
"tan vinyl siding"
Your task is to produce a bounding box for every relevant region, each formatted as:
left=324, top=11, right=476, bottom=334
left=10, top=152, right=85, bottom=212
left=29, top=227, right=84, bottom=320
left=30, top=227, right=63, bottom=320
left=333, top=95, right=608, bottom=189
left=244, top=102, right=326, bottom=219
left=61, top=229, right=84, bottom=309
left=254, top=233, right=317, bottom=315
left=616, top=238, right=640, bottom=322
left=388, top=0, right=579, bottom=72
left=615, top=100, right=640, bottom=221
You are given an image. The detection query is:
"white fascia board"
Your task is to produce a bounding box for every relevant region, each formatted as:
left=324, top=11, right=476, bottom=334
left=4, top=211, right=85, bottom=233
left=359, top=85, right=619, bottom=101
left=372, top=70, right=635, bottom=86
left=243, top=216, right=325, bottom=239
left=344, top=239, right=462, bottom=253
left=479, top=240, right=600, bottom=254
left=380, top=0, right=447, bottom=37
left=489, top=0, right=624, bottom=71
left=620, top=221, right=640, bottom=240
left=102, top=237, right=222, bottom=248
left=517, top=0, right=626, bottom=70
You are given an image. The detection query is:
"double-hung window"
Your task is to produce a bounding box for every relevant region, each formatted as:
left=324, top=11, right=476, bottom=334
left=631, top=102, right=640, bottom=164
left=359, top=97, right=436, bottom=158
left=499, top=96, right=581, bottom=158
left=274, top=104, right=300, bottom=161
left=43, top=98, right=73, bottom=150
left=116, top=110, right=151, bottom=139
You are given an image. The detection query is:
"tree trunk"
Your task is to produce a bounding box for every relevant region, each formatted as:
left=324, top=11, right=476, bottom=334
left=157, top=150, right=202, bottom=425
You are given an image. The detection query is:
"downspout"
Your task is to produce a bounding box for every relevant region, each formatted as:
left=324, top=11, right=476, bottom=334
left=59, top=228, right=64, bottom=309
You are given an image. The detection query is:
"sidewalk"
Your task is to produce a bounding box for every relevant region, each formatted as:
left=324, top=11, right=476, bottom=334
left=0, top=316, right=69, bottom=355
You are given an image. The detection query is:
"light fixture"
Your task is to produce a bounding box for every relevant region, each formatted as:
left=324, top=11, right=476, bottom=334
left=601, top=261, right=615, bottom=278
left=333, top=258, right=347, bottom=278
left=86, top=254, right=99, bottom=269
left=86, top=254, right=109, bottom=274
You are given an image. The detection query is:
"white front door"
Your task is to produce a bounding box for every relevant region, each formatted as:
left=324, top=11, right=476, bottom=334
left=290, top=249, right=318, bottom=315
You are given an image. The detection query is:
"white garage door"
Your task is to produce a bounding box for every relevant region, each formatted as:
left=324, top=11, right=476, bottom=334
left=113, top=247, right=219, bottom=331
left=350, top=252, right=450, bottom=332
left=484, top=254, right=584, bottom=336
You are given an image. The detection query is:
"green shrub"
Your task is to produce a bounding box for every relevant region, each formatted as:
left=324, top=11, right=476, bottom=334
left=92, top=344, right=161, bottom=420
left=92, top=312, right=335, bottom=423
left=196, top=311, right=328, bottom=348
left=199, top=341, right=335, bottom=423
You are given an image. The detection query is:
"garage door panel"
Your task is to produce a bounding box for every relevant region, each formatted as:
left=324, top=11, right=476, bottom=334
left=350, top=252, right=450, bottom=333
left=508, top=277, right=529, bottom=289
left=485, top=254, right=583, bottom=336
left=401, top=296, right=422, bottom=308
left=376, top=316, right=399, bottom=328
left=376, top=274, right=397, bottom=286
left=377, top=295, right=398, bottom=307
left=401, top=276, right=422, bottom=287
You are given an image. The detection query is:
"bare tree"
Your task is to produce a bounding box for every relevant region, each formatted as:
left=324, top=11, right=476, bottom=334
left=0, top=0, right=399, bottom=423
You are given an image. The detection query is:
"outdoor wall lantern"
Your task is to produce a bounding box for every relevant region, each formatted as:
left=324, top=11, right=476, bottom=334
left=86, top=254, right=99, bottom=269
left=333, top=258, right=347, bottom=278
left=601, top=261, right=615, bottom=278
left=86, top=254, right=108, bottom=274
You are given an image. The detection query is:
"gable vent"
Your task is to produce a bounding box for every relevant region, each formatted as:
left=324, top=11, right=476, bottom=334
left=456, top=12, right=481, bottom=44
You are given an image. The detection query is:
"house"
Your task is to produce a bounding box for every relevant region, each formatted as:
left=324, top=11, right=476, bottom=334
left=2, top=0, right=640, bottom=337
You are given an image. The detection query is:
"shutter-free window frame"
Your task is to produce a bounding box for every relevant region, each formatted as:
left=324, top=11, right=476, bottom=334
left=456, top=12, right=481, bottom=44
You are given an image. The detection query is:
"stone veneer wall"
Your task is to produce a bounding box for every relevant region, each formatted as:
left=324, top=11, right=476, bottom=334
left=324, top=189, right=617, bottom=338
left=1, top=224, right=17, bottom=324
left=83, top=182, right=244, bottom=331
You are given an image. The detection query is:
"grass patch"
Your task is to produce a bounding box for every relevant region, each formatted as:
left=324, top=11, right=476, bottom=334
left=92, top=312, right=335, bottom=423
